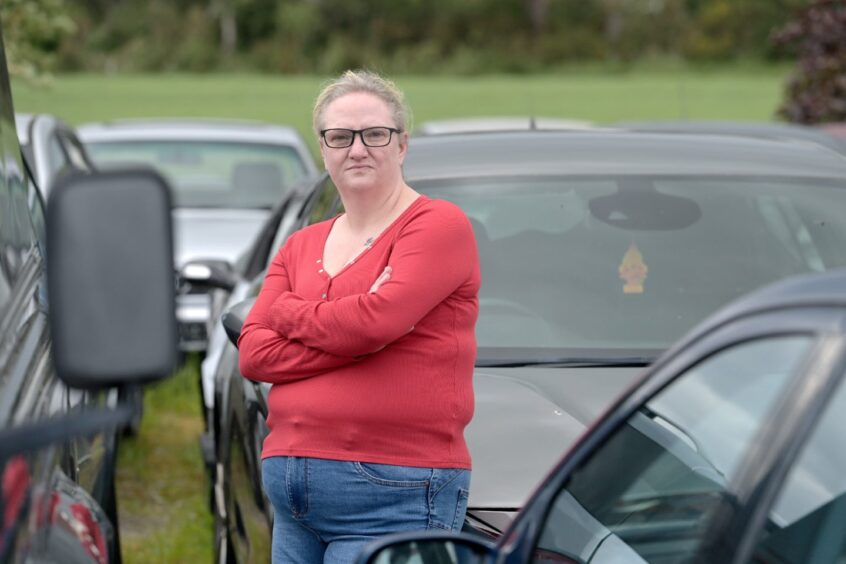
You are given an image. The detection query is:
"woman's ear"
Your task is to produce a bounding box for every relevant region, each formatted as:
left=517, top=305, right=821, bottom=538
left=397, top=131, right=409, bottom=163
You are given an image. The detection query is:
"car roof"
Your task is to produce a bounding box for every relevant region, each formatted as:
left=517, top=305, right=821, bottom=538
left=614, top=120, right=846, bottom=156
left=402, top=130, right=846, bottom=180
left=415, top=116, right=594, bottom=135
left=77, top=118, right=309, bottom=146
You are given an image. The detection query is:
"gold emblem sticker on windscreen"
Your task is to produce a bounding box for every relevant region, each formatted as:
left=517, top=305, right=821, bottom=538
left=619, top=243, right=648, bottom=294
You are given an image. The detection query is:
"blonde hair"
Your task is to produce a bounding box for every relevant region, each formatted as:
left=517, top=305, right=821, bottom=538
left=313, top=70, right=411, bottom=135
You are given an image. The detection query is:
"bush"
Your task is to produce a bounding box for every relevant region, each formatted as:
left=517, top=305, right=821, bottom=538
left=773, top=0, right=846, bottom=123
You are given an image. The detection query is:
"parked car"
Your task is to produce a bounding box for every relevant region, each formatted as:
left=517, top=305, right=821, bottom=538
left=356, top=267, right=846, bottom=564
left=184, top=190, right=311, bottom=453
left=0, top=21, right=178, bottom=564
left=15, top=112, right=96, bottom=198
left=415, top=116, right=593, bottom=135
left=78, top=118, right=319, bottom=353
left=614, top=119, right=846, bottom=156
left=208, top=129, right=846, bottom=561
left=821, top=121, right=846, bottom=142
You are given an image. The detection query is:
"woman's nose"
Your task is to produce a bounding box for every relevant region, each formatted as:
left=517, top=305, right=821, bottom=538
left=348, top=133, right=368, bottom=156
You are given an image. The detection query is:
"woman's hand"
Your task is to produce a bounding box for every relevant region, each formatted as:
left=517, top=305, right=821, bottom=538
left=357, top=266, right=411, bottom=357
left=369, top=266, right=392, bottom=293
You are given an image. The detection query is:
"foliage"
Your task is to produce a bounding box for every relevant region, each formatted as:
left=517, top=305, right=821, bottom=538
left=0, top=0, right=75, bottom=81
left=21, top=0, right=802, bottom=74
left=773, top=0, right=846, bottom=123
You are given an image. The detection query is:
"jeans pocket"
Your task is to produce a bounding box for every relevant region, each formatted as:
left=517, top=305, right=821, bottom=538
left=451, top=487, right=470, bottom=531
left=353, top=462, right=431, bottom=487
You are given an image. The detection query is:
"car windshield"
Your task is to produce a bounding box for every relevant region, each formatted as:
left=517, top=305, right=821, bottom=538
left=415, top=175, right=846, bottom=362
left=86, top=141, right=308, bottom=209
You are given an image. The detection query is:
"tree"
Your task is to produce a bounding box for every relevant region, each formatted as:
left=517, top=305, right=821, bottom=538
left=773, top=0, right=846, bottom=123
left=0, top=0, right=75, bottom=80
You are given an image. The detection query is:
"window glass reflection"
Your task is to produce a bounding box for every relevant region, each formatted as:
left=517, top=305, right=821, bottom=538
left=532, top=336, right=813, bottom=563
left=753, top=377, right=846, bottom=562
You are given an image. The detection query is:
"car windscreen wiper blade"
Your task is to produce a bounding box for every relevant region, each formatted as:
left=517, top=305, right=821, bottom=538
left=475, top=357, right=655, bottom=368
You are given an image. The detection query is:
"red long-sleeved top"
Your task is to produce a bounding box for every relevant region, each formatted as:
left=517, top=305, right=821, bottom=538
left=238, top=196, right=480, bottom=469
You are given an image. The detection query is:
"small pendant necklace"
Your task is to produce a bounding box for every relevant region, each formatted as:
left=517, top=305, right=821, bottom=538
left=364, top=236, right=375, bottom=248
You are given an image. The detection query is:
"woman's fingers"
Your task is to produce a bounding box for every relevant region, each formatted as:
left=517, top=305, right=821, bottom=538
left=369, top=266, right=392, bottom=293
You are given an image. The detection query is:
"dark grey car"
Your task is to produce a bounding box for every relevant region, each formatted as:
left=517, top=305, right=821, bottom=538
left=358, top=267, right=846, bottom=564
left=0, top=19, right=178, bottom=564
left=210, top=129, right=846, bottom=560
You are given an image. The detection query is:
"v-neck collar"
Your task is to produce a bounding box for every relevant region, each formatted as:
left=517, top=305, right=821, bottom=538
left=319, top=195, right=427, bottom=279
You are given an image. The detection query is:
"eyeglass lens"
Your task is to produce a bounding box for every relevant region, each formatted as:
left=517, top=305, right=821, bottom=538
left=323, top=127, right=394, bottom=148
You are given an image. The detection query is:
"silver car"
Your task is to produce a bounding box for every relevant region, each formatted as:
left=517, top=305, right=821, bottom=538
left=78, top=119, right=319, bottom=353
left=16, top=112, right=95, bottom=198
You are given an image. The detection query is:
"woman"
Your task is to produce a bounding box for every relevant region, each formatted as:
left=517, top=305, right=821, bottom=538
left=238, top=70, right=480, bottom=564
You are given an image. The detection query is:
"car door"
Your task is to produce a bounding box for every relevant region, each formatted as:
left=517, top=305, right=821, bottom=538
left=0, top=35, right=120, bottom=562
left=502, top=306, right=846, bottom=563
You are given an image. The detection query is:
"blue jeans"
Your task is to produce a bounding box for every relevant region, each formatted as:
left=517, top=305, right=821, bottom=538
left=261, top=456, right=471, bottom=564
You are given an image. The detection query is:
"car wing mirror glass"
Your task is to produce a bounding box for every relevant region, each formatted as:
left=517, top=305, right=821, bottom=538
left=46, top=168, right=178, bottom=389
left=222, top=298, right=256, bottom=347
left=179, top=259, right=237, bottom=291
left=354, top=532, right=496, bottom=564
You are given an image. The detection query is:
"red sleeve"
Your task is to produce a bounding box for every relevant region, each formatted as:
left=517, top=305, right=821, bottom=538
left=268, top=203, right=477, bottom=357
left=238, top=242, right=357, bottom=383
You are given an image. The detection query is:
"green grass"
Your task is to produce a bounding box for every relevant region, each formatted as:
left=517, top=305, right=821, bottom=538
left=11, top=65, right=792, bottom=156
left=115, top=354, right=213, bottom=563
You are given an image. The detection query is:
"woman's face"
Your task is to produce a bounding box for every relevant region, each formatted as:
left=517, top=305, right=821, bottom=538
left=319, top=91, right=408, bottom=195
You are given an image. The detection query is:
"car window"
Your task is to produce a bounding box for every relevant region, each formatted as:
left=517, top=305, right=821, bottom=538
left=46, top=134, right=70, bottom=179
left=752, top=374, right=846, bottom=563
left=306, top=176, right=340, bottom=226
left=414, top=176, right=846, bottom=356
left=86, top=141, right=308, bottom=209
left=531, top=335, right=814, bottom=564
left=58, top=131, right=93, bottom=173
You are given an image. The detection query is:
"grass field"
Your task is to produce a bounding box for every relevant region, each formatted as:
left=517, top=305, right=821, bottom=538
left=12, top=65, right=792, bottom=156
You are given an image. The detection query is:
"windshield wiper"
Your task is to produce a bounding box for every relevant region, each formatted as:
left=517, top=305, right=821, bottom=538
left=475, top=357, right=654, bottom=368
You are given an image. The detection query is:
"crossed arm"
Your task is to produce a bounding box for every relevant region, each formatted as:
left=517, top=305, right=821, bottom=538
left=238, top=204, right=477, bottom=381
left=237, top=246, right=358, bottom=384
left=266, top=207, right=477, bottom=357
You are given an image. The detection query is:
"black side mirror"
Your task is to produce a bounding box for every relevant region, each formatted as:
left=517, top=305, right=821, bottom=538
left=179, top=259, right=237, bottom=291
left=354, top=532, right=496, bottom=564
left=46, top=168, right=178, bottom=390
left=222, top=298, right=256, bottom=347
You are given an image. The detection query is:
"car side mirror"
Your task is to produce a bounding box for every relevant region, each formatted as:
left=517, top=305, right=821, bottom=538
left=179, top=259, right=237, bottom=291
left=354, top=532, right=496, bottom=564
left=222, top=298, right=256, bottom=347
left=46, top=168, right=178, bottom=390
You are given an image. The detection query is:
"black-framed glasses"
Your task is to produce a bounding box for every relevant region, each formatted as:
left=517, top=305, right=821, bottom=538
left=320, top=127, right=402, bottom=148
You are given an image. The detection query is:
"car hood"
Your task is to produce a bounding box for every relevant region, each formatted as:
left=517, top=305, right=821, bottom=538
left=466, top=366, right=643, bottom=510
left=172, top=208, right=270, bottom=267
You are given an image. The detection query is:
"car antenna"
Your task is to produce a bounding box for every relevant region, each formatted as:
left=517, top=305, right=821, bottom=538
left=529, top=116, right=537, bottom=130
